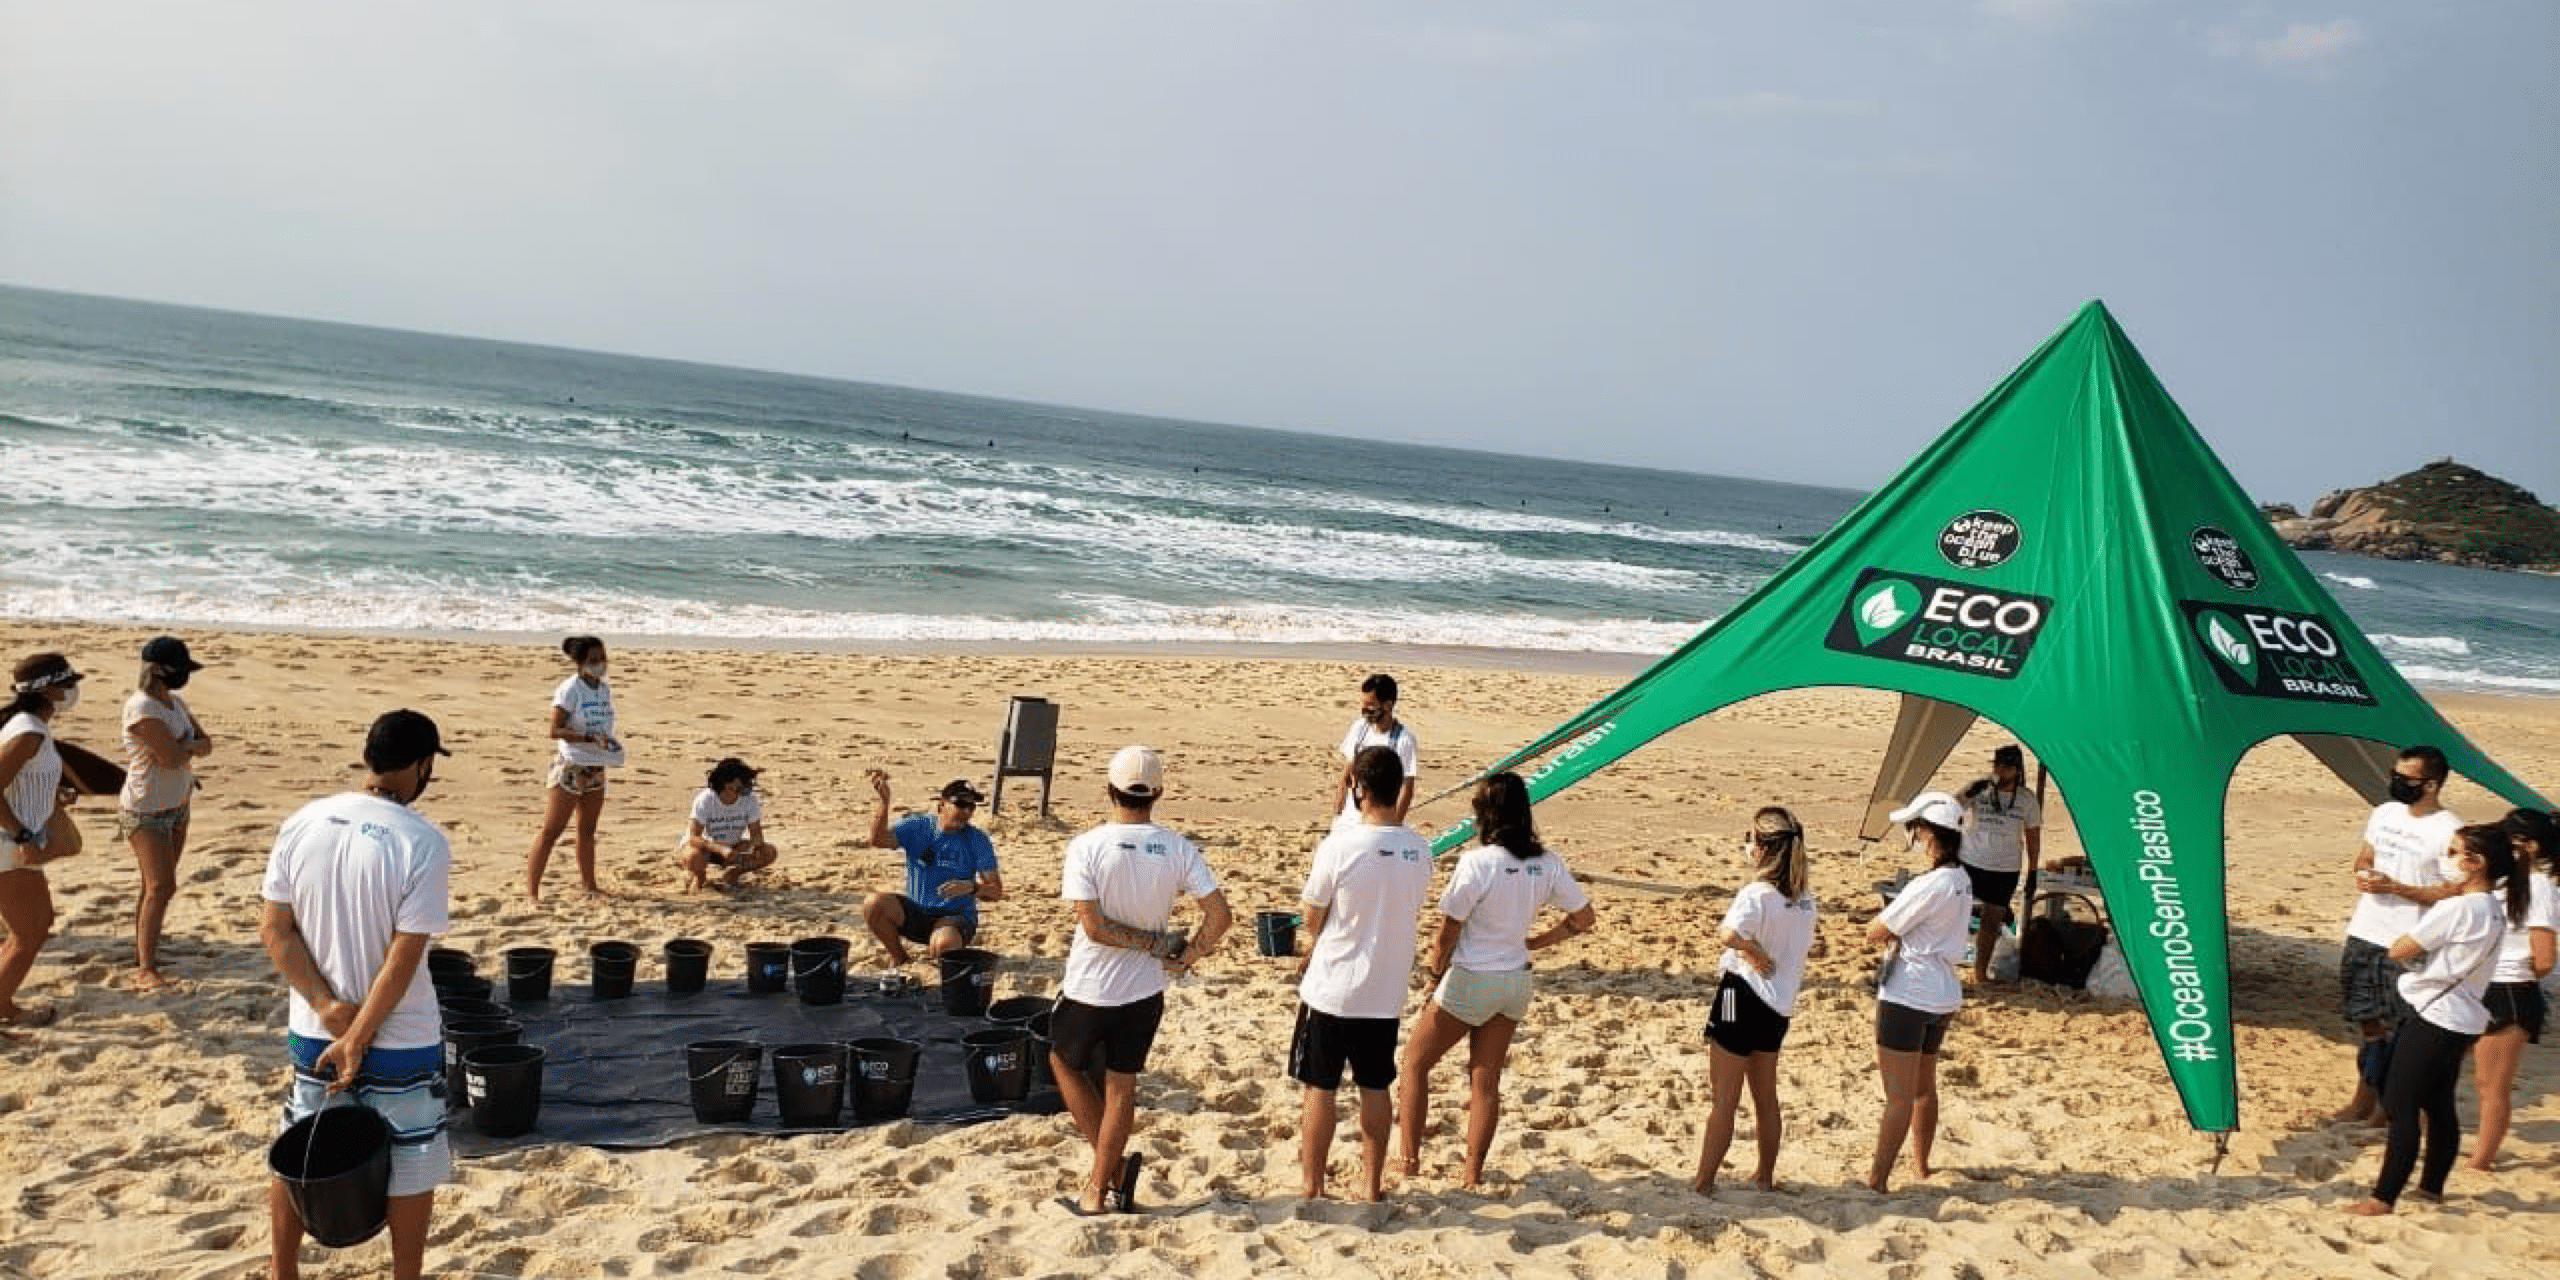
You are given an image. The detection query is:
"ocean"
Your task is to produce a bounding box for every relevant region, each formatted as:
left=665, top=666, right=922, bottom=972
left=4, top=285, right=2557, bottom=693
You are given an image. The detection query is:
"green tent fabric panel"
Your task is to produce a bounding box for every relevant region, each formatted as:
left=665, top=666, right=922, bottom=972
left=1426, top=300, right=2551, bottom=1135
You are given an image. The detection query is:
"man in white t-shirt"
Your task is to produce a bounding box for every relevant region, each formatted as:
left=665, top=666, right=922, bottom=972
left=2334, top=744, right=2464, bottom=1126
left=1052, top=745, right=1232, bottom=1215
left=1329, top=673, right=1417, bottom=830
left=679, top=757, right=778, bottom=891
left=259, top=709, right=454, bottom=1280
left=1957, top=744, right=2043, bottom=985
left=1291, top=745, right=1432, bottom=1202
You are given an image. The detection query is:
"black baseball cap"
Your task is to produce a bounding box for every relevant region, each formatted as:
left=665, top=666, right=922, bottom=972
left=140, top=635, right=205, bottom=672
left=364, top=709, right=451, bottom=771
left=938, top=778, right=986, bottom=805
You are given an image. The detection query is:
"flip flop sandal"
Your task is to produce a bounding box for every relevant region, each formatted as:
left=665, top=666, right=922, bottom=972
left=1110, top=1153, right=1144, bottom=1214
left=0, top=1005, right=58, bottom=1028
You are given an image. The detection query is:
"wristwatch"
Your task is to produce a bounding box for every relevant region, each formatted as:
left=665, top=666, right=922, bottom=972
left=10, top=828, right=34, bottom=845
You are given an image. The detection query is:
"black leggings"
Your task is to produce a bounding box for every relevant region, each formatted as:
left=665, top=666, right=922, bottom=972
left=2372, top=1016, right=2478, bottom=1205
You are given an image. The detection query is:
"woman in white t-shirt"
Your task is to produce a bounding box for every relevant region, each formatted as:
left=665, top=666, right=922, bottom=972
left=2349, top=823, right=2531, bottom=1215
left=1693, top=806, right=1816, bottom=1195
left=2466, top=809, right=2558, bottom=1173
left=0, top=652, right=86, bottom=1029
left=119, top=635, right=214, bottom=992
left=524, top=635, right=623, bottom=904
left=1865, top=790, right=1975, bottom=1193
left=1394, top=771, right=1597, bottom=1190
left=678, top=757, right=778, bottom=892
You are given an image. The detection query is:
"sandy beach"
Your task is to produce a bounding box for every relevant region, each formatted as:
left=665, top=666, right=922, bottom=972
left=2, top=620, right=2556, bottom=1279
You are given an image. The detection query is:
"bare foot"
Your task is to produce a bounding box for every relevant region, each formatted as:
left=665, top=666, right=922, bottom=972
left=1690, top=1174, right=1716, bottom=1195
left=132, top=970, right=176, bottom=994
left=2325, top=1104, right=2378, bottom=1126
left=2344, top=1197, right=2391, bottom=1216
left=1747, top=1176, right=1780, bottom=1192
left=2406, top=1189, right=2443, bottom=1205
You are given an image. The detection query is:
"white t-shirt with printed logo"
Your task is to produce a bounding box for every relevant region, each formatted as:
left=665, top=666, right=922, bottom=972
left=1719, top=881, right=1819, bottom=1016
left=1958, top=785, right=2042, bottom=874
left=2397, top=891, right=2505, bottom=1035
left=259, top=791, right=453, bottom=1051
left=552, top=676, right=624, bottom=768
left=1876, top=864, right=1972, bottom=1016
left=1439, top=844, right=1590, bottom=974
left=2492, top=872, right=2560, bottom=984
left=1059, top=822, right=1220, bottom=1008
left=2345, top=802, right=2464, bottom=946
left=1298, top=822, right=1433, bottom=1019
left=689, top=789, right=763, bottom=846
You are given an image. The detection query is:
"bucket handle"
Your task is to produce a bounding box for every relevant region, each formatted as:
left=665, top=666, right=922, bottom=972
left=683, top=1045, right=764, bottom=1084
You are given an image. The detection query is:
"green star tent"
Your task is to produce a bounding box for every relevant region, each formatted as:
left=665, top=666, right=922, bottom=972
left=1431, top=300, right=2552, bottom=1132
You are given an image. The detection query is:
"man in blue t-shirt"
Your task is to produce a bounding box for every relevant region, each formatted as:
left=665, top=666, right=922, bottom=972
left=860, top=771, right=1006, bottom=965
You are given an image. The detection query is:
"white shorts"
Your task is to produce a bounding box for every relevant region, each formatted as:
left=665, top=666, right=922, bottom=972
left=1435, top=966, right=1533, bottom=1027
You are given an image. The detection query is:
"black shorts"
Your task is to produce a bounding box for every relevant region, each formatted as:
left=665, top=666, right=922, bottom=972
left=1963, top=865, right=2020, bottom=909
left=1287, top=1003, right=1399, bottom=1090
left=1705, top=973, right=1792, bottom=1056
left=2485, top=981, right=2547, bottom=1043
left=1049, top=993, right=1166, bottom=1077
left=894, top=896, right=979, bottom=946
left=1876, top=999, right=1953, bottom=1054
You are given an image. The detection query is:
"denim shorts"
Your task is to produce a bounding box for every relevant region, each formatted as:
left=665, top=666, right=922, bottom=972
left=118, top=803, right=192, bottom=837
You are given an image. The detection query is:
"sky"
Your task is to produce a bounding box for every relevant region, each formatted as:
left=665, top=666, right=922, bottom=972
left=3, top=1, right=2554, bottom=505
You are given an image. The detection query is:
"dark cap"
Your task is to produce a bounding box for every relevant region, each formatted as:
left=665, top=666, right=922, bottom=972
left=363, top=709, right=451, bottom=772
left=938, top=778, right=986, bottom=805
left=140, top=635, right=205, bottom=672
left=1992, top=744, right=2025, bottom=765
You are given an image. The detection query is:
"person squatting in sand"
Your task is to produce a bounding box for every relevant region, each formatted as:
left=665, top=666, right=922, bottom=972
left=121, top=634, right=213, bottom=992
left=1957, top=744, right=2041, bottom=986
left=2467, top=808, right=2558, bottom=1170
left=524, top=635, right=623, bottom=904
left=2345, top=822, right=2529, bottom=1216
left=1329, top=672, right=1416, bottom=832
left=1865, top=790, right=1974, bottom=1193
left=1693, top=806, right=1817, bottom=1195
left=1396, top=771, right=1596, bottom=1190
left=1051, top=745, right=1232, bottom=1214
left=1290, top=745, right=1433, bottom=1201
left=678, top=756, right=778, bottom=892
left=861, top=772, right=1004, bottom=966
left=259, top=710, right=455, bottom=1280
left=2335, top=745, right=2462, bottom=1125
left=0, top=653, right=85, bottom=1029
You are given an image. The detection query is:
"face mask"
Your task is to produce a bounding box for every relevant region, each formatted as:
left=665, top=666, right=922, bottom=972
left=582, top=662, right=607, bottom=681
left=160, top=665, right=192, bottom=691
left=408, top=763, right=434, bottom=806
left=52, top=685, right=78, bottom=713
left=2387, top=775, right=2425, bottom=804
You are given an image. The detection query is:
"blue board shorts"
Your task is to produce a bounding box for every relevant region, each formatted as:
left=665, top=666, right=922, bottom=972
left=283, top=1034, right=453, bottom=1198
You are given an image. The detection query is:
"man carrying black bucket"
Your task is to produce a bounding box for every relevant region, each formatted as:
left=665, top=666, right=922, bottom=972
left=258, top=709, right=454, bottom=1280
left=860, top=771, right=1006, bottom=966
left=1291, top=744, right=1432, bottom=1201
left=1052, top=744, right=1233, bottom=1214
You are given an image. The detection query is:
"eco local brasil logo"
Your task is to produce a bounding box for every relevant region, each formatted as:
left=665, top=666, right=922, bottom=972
left=1824, top=568, right=2053, bottom=679
left=2181, top=601, right=2376, bottom=705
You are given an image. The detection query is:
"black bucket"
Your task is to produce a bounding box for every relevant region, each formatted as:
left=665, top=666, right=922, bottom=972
left=463, top=1042, right=546, bottom=1138
left=772, top=1042, right=850, bottom=1129
left=504, top=946, right=557, bottom=1002
left=848, top=1036, right=922, bottom=1122
left=425, top=947, right=476, bottom=980
left=438, top=996, right=512, bottom=1023
left=432, top=972, right=494, bottom=1003
left=986, top=994, right=1050, bottom=1025
left=664, top=938, right=713, bottom=995
left=588, top=940, right=640, bottom=999
left=791, top=936, right=849, bottom=1006
left=269, top=1103, right=393, bottom=1248
left=442, top=1017, right=522, bottom=1107
left=686, top=1039, right=763, bottom=1124
left=963, top=1027, right=1033, bottom=1105
left=938, top=948, right=998, bottom=1017
left=744, top=941, right=791, bottom=994
left=1255, top=911, right=1297, bottom=957
left=1026, top=1009, right=1056, bottom=1088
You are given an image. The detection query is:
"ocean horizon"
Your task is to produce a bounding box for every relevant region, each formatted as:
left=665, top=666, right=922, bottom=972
left=5, top=284, right=2557, bottom=694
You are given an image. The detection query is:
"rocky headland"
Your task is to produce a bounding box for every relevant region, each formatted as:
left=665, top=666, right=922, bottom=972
left=2264, top=460, right=2560, bottom=572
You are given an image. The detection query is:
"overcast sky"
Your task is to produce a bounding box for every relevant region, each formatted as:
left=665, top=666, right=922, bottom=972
left=4, top=1, right=2553, bottom=504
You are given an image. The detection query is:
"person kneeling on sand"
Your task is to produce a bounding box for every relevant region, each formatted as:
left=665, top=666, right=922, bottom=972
left=679, top=757, right=778, bottom=892
left=860, top=771, right=1004, bottom=965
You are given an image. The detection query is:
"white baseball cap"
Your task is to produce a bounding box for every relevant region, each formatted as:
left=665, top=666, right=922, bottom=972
left=1888, top=790, right=1965, bottom=830
left=1108, top=744, right=1165, bottom=798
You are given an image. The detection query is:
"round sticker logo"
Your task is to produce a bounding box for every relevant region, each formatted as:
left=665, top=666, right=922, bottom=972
left=2190, top=526, right=2260, bottom=591
left=1938, top=510, right=2021, bottom=570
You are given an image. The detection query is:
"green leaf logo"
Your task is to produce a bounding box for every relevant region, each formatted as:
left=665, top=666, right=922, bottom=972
left=1852, top=579, right=1919, bottom=647
left=2198, top=611, right=2257, bottom=684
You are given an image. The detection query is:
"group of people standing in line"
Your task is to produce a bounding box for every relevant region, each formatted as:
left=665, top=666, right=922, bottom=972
left=2331, top=744, right=2560, bottom=1216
